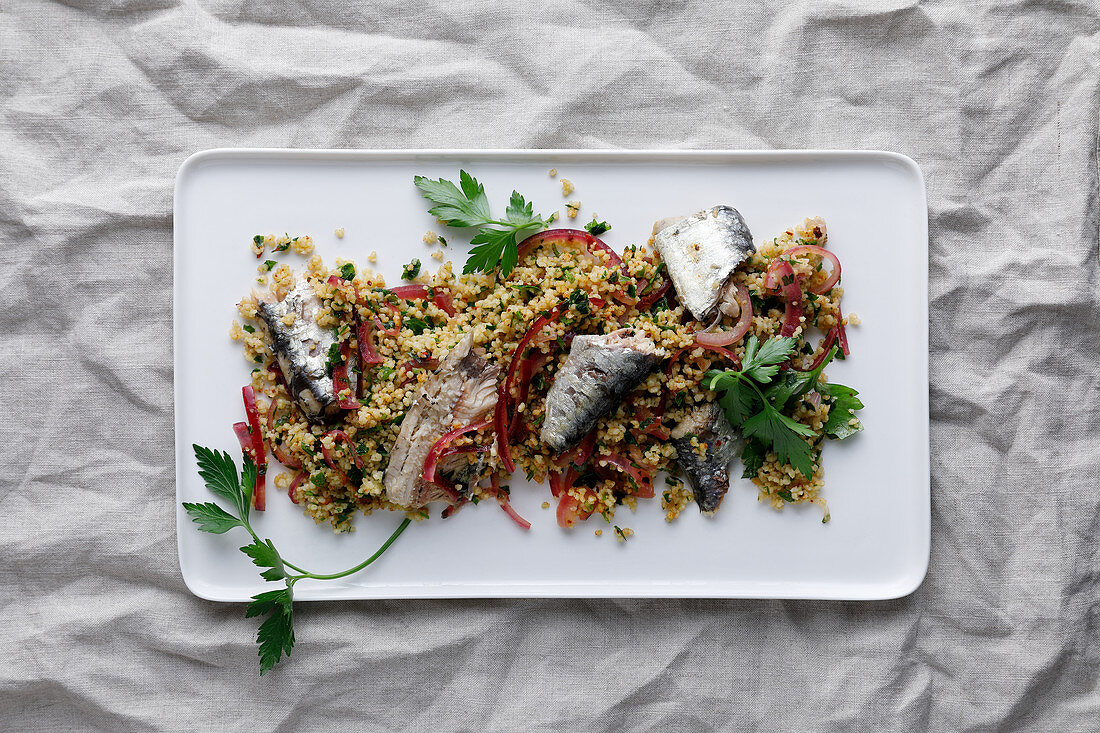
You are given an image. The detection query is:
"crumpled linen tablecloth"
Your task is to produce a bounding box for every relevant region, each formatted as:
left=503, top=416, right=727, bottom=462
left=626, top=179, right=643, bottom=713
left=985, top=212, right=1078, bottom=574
left=2, top=1, right=1098, bottom=730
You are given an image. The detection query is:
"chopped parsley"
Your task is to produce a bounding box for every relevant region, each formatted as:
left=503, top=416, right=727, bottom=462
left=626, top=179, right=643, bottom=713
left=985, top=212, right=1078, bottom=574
left=263, top=259, right=277, bottom=271
left=242, top=324, right=255, bottom=334
left=404, top=317, right=429, bottom=335
left=339, top=263, right=356, bottom=281
left=325, top=342, right=341, bottom=376
left=401, top=259, right=421, bottom=280
left=584, top=217, right=611, bottom=236
left=253, top=235, right=264, bottom=245
left=569, top=289, right=591, bottom=315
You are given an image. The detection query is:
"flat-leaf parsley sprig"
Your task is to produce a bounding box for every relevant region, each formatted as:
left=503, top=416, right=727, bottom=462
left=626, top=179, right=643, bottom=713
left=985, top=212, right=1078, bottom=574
left=705, top=335, right=864, bottom=485
left=413, top=170, right=553, bottom=277
left=183, top=445, right=412, bottom=674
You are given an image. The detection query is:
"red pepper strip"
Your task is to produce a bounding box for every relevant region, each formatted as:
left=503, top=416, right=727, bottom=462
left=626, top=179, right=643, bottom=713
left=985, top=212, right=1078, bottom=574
left=631, top=419, right=670, bottom=442
left=356, top=319, right=383, bottom=366
left=331, top=342, right=361, bottom=410
left=287, top=471, right=308, bottom=505
left=552, top=428, right=597, bottom=468
left=764, top=259, right=804, bottom=338
left=497, top=493, right=532, bottom=530
left=784, top=245, right=841, bottom=294
left=432, top=291, right=457, bottom=317
left=374, top=316, right=399, bottom=337
left=836, top=309, right=851, bottom=357
left=595, top=453, right=654, bottom=498
left=241, top=386, right=267, bottom=510
left=441, top=497, right=468, bottom=519
left=806, top=328, right=839, bottom=371
left=509, top=351, right=550, bottom=441
left=556, top=486, right=594, bottom=528
left=388, top=285, right=457, bottom=316
left=438, top=445, right=490, bottom=460
left=326, top=429, right=365, bottom=469
left=232, top=421, right=253, bottom=456
left=497, top=314, right=554, bottom=473
left=397, top=357, right=439, bottom=386
left=422, top=418, right=493, bottom=487
left=637, top=274, right=672, bottom=311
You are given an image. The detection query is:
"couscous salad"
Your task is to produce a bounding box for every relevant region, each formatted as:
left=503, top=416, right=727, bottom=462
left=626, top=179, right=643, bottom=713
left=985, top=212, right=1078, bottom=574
left=184, top=170, right=864, bottom=672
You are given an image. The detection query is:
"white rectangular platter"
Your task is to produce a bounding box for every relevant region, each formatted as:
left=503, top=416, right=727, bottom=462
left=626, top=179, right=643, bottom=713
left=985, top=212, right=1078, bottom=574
left=175, top=149, right=929, bottom=601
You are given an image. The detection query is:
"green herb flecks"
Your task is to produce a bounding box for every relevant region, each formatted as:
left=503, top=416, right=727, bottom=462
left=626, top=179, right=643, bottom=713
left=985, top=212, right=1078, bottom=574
left=584, top=218, right=611, bottom=236
left=263, top=260, right=277, bottom=271
left=569, top=289, right=591, bottom=315
left=183, top=446, right=412, bottom=674
left=413, top=170, right=552, bottom=277
left=401, top=259, right=421, bottom=280
left=339, top=263, right=356, bottom=281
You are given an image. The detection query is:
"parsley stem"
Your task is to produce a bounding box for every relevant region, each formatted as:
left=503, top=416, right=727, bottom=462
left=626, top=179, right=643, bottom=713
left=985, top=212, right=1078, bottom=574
left=737, top=372, right=770, bottom=403
left=293, top=518, right=412, bottom=581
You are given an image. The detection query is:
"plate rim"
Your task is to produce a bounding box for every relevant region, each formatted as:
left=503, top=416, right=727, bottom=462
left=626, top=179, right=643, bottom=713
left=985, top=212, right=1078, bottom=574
left=173, top=148, right=929, bottom=602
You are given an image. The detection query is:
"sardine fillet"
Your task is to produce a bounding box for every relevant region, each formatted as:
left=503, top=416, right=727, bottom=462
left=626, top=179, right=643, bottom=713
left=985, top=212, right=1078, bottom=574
left=256, top=276, right=342, bottom=425
left=652, top=205, right=755, bottom=322
left=383, top=333, right=499, bottom=508
left=540, top=329, right=662, bottom=453
left=670, top=402, right=742, bottom=514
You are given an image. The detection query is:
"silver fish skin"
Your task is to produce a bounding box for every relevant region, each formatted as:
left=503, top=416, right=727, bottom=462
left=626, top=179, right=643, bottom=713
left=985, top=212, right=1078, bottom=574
left=652, top=205, right=755, bottom=322
left=384, top=333, right=499, bottom=508
left=670, top=402, right=743, bottom=514
left=540, top=328, right=663, bottom=453
left=256, top=276, right=343, bottom=425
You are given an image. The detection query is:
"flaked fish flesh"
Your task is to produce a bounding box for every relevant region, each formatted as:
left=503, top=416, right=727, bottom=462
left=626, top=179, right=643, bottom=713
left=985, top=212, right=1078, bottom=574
left=540, top=328, right=663, bottom=453
left=652, top=205, right=755, bottom=322
left=670, top=402, right=743, bottom=514
left=256, top=276, right=344, bottom=425
left=384, top=333, right=499, bottom=508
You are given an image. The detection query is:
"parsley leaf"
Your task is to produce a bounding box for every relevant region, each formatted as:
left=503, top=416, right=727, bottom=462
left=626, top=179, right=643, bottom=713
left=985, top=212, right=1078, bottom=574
left=182, top=501, right=243, bottom=534
left=241, top=538, right=286, bottom=582
left=740, top=438, right=766, bottom=478
left=339, top=263, right=355, bottom=281
left=741, top=402, right=816, bottom=479
left=414, top=171, right=551, bottom=277
left=823, top=383, right=864, bottom=439
left=247, top=587, right=295, bottom=675
left=404, top=316, right=429, bottom=335
left=741, top=335, right=798, bottom=383
left=764, top=346, right=837, bottom=411
left=263, top=259, right=277, bottom=271
left=569, top=288, right=591, bottom=315
left=466, top=227, right=519, bottom=276
left=584, top=217, right=611, bottom=235
left=401, top=259, right=421, bottom=280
